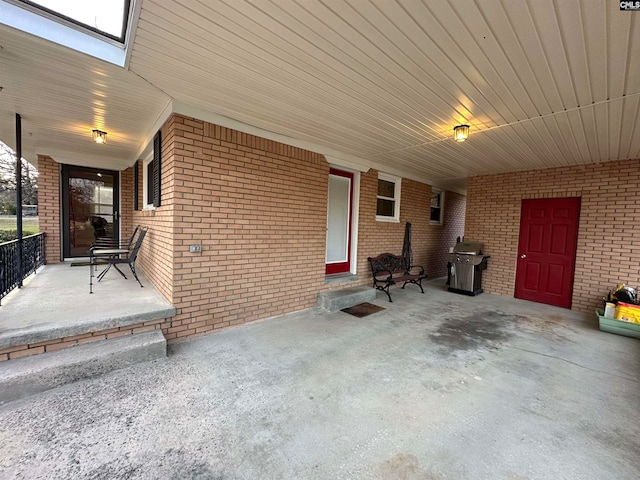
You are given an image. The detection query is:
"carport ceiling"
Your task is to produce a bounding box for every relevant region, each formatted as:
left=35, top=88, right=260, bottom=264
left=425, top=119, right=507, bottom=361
left=1, top=0, right=639, bottom=188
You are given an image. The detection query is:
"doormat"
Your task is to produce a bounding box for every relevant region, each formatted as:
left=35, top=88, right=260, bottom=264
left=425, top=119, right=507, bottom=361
left=70, top=261, right=91, bottom=267
left=341, top=302, right=385, bottom=318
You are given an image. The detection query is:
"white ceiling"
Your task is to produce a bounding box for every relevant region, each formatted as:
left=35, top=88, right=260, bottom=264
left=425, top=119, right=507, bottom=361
left=0, top=20, right=171, bottom=171
left=1, top=0, right=639, bottom=192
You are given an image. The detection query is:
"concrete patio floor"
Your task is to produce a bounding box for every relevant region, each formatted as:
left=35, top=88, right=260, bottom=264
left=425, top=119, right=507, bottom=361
left=0, top=281, right=639, bottom=479
left=0, top=263, right=175, bottom=350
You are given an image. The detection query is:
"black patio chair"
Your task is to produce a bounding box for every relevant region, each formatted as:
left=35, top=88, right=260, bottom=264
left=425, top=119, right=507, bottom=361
left=89, top=224, right=140, bottom=252
left=89, top=227, right=148, bottom=294
left=88, top=225, right=141, bottom=277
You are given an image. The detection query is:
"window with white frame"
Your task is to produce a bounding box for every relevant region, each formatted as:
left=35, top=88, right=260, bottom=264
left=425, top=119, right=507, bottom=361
left=141, top=130, right=162, bottom=209
left=430, top=188, right=444, bottom=225
left=142, top=154, right=154, bottom=209
left=376, top=172, right=401, bottom=222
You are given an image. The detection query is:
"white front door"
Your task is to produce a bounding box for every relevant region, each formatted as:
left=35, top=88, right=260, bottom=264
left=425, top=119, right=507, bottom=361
left=326, top=169, right=353, bottom=274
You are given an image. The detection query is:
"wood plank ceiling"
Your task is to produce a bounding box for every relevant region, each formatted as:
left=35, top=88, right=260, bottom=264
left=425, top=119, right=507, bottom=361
left=1, top=0, right=639, bottom=189
left=0, top=24, right=171, bottom=170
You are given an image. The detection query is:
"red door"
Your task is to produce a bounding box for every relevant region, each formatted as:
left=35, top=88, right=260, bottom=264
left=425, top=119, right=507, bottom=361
left=515, top=198, right=581, bottom=308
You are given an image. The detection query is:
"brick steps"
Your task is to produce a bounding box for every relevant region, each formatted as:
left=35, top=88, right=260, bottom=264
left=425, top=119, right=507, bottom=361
left=0, top=330, right=166, bottom=405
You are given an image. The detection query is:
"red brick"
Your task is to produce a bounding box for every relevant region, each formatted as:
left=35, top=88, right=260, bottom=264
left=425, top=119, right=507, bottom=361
left=9, top=346, right=44, bottom=359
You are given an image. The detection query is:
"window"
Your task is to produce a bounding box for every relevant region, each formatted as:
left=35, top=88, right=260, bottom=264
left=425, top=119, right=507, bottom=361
left=16, top=0, right=131, bottom=43
left=142, top=155, right=154, bottom=209
left=430, top=189, right=444, bottom=225
left=376, top=172, right=401, bottom=222
left=146, top=160, right=154, bottom=206
left=142, top=130, right=162, bottom=208
left=133, top=160, right=139, bottom=211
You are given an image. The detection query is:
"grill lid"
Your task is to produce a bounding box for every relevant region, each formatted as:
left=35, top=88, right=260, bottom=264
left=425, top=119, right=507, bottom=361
left=453, top=240, right=484, bottom=255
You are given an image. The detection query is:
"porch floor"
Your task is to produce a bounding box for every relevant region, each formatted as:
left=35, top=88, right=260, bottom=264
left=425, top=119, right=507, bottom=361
left=0, top=263, right=175, bottom=350
left=0, top=280, right=639, bottom=478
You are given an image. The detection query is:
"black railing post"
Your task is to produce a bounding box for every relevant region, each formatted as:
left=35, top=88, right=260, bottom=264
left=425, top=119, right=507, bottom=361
left=16, top=113, right=24, bottom=288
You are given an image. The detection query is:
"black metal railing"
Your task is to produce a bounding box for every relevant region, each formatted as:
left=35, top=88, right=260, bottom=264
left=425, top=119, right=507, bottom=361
left=0, top=233, right=46, bottom=304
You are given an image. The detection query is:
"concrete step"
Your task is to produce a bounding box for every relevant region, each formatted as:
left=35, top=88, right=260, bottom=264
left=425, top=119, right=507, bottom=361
left=317, top=285, right=377, bottom=312
left=0, top=330, right=166, bottom=404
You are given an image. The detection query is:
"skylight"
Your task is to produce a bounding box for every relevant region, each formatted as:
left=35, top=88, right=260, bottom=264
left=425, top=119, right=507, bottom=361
left=18, top=0, right=130, bottom=43
left=0, top=0, right=136, bottom=65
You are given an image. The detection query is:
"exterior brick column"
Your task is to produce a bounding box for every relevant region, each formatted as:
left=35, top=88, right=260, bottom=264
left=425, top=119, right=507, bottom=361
left=37, top=155, right=61, bottom=264
left=120, top=166, right=134, bottom=240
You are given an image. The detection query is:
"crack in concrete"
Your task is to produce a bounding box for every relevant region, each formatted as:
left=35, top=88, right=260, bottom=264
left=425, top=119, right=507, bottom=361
left=507, top=346, right=640, bottom=384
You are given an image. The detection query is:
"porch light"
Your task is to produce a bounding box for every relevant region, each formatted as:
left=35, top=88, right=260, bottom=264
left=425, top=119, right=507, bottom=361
left=92, top=129, right=107, bottom=144
left=453, top=124, right=469, bottom=142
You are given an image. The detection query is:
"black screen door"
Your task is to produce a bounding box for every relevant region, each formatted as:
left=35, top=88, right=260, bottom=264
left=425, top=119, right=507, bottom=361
left=62, top=165, right=119, bottom=258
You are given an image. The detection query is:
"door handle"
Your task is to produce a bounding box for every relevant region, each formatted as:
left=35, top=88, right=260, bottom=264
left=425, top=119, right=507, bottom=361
left=520, top=254, right=526, bottom=259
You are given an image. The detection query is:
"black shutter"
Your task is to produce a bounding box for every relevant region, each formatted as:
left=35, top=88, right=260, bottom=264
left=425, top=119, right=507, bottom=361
left=153, top=130, right=161, bottom=207
left=133, top=160, right=139, bottom=211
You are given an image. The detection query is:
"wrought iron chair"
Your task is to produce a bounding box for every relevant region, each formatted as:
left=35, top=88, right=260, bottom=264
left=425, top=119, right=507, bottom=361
left=89, top=227, right=148, bottom=294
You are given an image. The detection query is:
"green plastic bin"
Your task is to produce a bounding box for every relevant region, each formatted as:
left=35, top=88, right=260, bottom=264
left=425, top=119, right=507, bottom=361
left=596, top=309, right=640, bottom=339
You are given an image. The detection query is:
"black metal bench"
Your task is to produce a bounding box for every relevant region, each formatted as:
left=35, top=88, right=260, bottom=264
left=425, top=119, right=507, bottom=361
left=367, top=253, right=427, bottom=302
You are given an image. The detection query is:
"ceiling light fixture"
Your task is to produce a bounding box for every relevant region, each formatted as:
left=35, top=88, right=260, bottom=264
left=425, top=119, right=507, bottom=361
left=453, top=124, right=469, bottom=142
left=92, top=129, right=107, bottom=144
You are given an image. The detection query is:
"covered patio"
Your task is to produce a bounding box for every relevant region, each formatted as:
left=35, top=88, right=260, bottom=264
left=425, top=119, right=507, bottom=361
left=0, top=279, right=638, bottom=478
left=0, top=262, right=175, bottom=356
left=2, top=0, right=639, bottom=356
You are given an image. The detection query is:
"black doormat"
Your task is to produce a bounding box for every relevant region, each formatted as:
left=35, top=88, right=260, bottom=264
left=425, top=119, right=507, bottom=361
left=341, top=302, right=385, bottom=318
left=70, top=261, right=91, bottom=267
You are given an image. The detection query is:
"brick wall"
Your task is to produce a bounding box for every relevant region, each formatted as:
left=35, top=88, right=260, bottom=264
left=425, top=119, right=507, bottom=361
left=429, top=191, right=466, bottom=278
left=37, top=155, right=61, bottom=264
left=26, top=116, right=468, bottom=356
left=120, top=166, right=134, bottom=241
left=134, top=115, right=329, bottom=343
left=465, top=159, right=640, bottom=313
left=125, top=115, right=469, bottom=344
left=356, top=170, right=465, bottom=280
left=132, top=119, right=176, bottom=304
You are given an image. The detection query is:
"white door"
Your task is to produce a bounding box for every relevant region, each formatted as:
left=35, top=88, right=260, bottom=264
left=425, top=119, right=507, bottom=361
left=326, top=169, right=353, bottom=274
